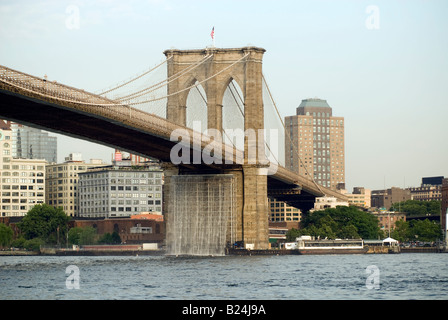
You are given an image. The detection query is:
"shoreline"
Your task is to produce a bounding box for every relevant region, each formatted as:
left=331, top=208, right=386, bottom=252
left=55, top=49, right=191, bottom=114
left=1, top=247, right=446, bottom=256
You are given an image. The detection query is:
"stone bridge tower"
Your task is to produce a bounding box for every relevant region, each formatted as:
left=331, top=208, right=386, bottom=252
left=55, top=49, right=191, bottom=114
left=163, top=47, right=270, bottom=251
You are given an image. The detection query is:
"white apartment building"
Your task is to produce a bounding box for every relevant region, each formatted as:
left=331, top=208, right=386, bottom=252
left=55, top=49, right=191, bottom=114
left=1, top=121, right=46, bottom=217
left=78, top=163, right=163, bottom=218
left=312, top=196, right=349, bottom=212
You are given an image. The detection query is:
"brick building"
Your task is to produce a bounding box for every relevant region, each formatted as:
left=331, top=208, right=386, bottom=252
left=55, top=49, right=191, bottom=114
left=70, top=217, right=165, bottom=245
left=408, top=176, right=444, bottom=202
left=371, top=187, right=412, bottom=209
left=285, top=98, right=345, bottom=190
left=442, top=178, right=448, bottom=232
left=373, top=211, right=406, bottom=234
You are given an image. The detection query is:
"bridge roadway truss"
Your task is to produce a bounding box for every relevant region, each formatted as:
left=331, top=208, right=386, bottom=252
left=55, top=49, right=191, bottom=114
left=0, top=47, right=347, bottom=250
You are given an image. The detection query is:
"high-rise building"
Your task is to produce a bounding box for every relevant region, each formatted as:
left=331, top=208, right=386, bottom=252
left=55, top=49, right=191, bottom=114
left=285, top=98, right=345, bottom=189
left=10, top=122, right=57, bottom=163
left=78, top=163, right=163, bottom=219
left=0, top=121, right=46, bottom=217
left=46, top=154, right=106, bottom=217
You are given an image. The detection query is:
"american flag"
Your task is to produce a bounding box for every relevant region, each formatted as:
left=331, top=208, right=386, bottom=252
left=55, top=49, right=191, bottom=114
left=211, top=27, right=215, bottom=40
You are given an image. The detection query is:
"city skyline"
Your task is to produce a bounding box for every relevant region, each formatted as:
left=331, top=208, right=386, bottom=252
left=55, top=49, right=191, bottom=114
left=1, top=0, right=447, bottom=191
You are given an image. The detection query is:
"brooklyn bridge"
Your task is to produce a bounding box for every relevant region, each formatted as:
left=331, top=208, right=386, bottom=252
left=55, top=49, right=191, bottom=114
left=0, top=46, right=347, bottom=253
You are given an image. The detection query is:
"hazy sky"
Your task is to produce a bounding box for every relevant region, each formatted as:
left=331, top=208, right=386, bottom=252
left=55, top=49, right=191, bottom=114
left=1, top=0, right=447, bottom=191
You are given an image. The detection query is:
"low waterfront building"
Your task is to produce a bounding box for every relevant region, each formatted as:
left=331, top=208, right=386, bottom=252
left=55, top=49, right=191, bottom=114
left=130, top=212, right=164, bottom=221
left=78, top=162, right=163, bottom=218
left=268, top=221, right=300, bottom=248
left=373, top=211, right=406, bottom=234
left=69, top=216, right=165, bottom=245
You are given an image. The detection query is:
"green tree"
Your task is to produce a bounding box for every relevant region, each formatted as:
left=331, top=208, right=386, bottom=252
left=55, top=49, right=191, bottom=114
left=392, top=219, right=442, bottom=242
left=11, top=236, right=26, bottom=249
left=99, top=233, right=113, bottom=244
left=286, top=228, right=302, bottom=241
left=68, top=226, right=98, bottom=245
left=98, top=231, right=121, bottom=244
left=0, top=223, right=13, bottom=247
left=67, top=227, right=83, bottom=245
left=17, top=204, right=70, bottom=244
left=409, top=219, right=442, bottom=242
left=23, top=238, right=45, bottom=251
left=391, top=220, right=410, bottom=242
left=111, top=231, right=121, bottom=244
left=78, top=226, right=97, bottom=245
left=296, top=206, right=381, bottom=240
left=391, top=200, right=441, bottom=216
left=316, top=224, right=337, bottom=239
left=11, top=236, right=26, bottom=248
left=339, top=224, right=359, bottom=239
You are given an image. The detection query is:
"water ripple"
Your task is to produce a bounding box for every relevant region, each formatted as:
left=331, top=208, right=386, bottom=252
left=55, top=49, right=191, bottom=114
left=1, top=254, right=447, bottom=300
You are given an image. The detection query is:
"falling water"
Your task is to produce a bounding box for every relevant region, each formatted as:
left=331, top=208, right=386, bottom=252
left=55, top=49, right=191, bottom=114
left=166, top=175, right=236, bottom=256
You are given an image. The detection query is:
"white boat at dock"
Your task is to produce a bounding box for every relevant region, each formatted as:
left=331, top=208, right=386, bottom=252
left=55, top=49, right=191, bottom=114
left=284, top=236, right=368, bottom=255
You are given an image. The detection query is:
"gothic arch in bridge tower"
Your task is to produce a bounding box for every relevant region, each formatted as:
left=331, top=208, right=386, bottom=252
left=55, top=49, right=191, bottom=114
left=184, top=78, right=207, bottom=131
left=216, top=73, right=245, bottom=106
left=164, top=47, right=266, bottom=137
left=221, top=78, right=245, bottom=146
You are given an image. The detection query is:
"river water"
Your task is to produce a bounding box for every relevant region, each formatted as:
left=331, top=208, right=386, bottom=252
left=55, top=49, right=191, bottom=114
left=1, top=253, right=447, bottom=300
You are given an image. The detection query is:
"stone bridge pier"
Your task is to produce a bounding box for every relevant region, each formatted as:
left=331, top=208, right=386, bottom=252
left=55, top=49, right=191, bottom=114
left=163, top=164, right=270, bottom=254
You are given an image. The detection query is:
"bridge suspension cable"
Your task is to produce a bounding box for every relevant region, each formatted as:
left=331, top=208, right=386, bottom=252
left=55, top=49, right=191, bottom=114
left=221, top=80, right=245, bottom=148
left=98, top=56, right=172, bottom=96
left=128, top=52, right=250, bottom=106
left=114, top=54, right=214, bottom=103
left=262, top=74, right=325, bottom=195
left=228, top=81, right=244, bottom=117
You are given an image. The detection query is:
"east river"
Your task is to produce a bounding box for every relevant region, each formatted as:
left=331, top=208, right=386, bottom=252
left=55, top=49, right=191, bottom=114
left=1, top=253, right=447, bottom=300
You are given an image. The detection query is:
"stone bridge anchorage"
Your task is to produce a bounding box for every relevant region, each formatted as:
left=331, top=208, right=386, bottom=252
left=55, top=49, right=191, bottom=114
left=0, top=46, right=347, bottom=254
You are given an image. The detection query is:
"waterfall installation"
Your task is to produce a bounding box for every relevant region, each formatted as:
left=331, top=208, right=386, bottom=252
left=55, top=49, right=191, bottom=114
left=166, top=175, right=236, bottom=256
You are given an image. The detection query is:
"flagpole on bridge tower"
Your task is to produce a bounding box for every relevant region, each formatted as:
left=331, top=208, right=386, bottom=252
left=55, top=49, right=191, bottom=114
left=211, top=26, right=215, bottom=47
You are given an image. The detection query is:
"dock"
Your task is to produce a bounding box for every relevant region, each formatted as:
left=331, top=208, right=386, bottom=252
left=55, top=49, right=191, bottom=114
left=226, top=248, right=297, bottom=256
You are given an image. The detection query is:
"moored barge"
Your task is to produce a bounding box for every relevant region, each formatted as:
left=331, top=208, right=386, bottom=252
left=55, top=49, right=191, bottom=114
left=294, top=237, right=368, bottom=255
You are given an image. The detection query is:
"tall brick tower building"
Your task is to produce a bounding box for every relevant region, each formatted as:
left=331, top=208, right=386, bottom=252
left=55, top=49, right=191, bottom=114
left=285, top=98, right=345, bottom=190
